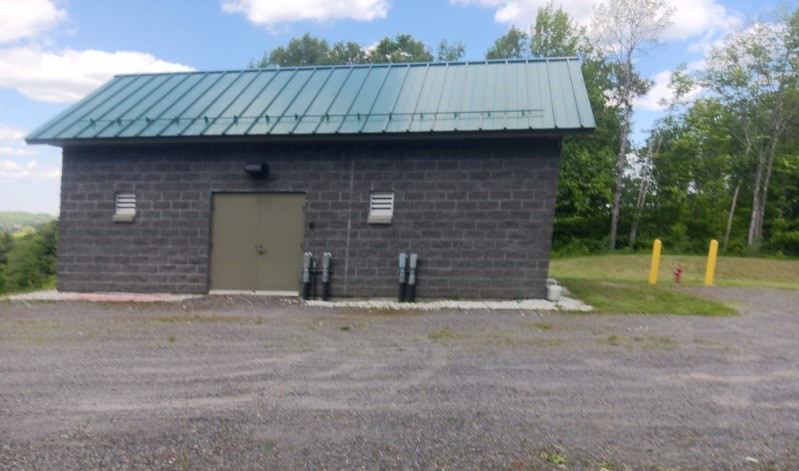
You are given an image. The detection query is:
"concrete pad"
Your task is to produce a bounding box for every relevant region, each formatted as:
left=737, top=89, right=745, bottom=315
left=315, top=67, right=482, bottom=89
left=305, top=296, right=593, bottom=311
left=2, top=290, right=202, bottom=303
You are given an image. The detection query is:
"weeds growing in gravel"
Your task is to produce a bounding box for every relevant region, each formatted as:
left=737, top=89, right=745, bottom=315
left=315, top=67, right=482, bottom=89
left=154, top=315, right=243, bottom=323
left=429, top=326, right=457, bottom=341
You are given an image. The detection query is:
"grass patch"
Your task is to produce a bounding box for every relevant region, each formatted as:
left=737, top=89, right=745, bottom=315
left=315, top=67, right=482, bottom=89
left=429, top=326, right=458, bottom=341
left=153, top=315, right=242, bottom=323
left=166, top=335, right=176, bottom=343
left=561, top=278, right=735, bottom=316
left=532, top=322, right=553, bottom=330
left=599, top=335, right=676, bottom=350
left=546, top=453, right=568, bottom=465
left=550, top=254, right=799, bottom=290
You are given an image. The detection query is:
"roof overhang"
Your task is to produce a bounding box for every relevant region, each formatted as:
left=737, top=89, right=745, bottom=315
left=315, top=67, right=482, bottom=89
left=27, top=127, right=594, bottom=147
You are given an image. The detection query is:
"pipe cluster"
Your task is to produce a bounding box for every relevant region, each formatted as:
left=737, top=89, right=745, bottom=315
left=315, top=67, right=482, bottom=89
left=302, top=252, right=333, bottom=301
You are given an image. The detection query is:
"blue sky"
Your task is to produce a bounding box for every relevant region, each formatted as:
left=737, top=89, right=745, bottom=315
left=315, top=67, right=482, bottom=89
left=0, top=0, right=783, bottom=214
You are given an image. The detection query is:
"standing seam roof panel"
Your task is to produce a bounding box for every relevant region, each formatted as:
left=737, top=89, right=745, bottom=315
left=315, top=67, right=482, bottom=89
left=165, top=72, right=242, bottom=136
left=114, top=73, right=196, bottom=138
left=338, top=67, right=391, bottom=134
left=432, top=63, right=465, bottom=132
left=314, top=67, right=370, bottom=134
left=409, top=64, right=448, bottom=133
left=25, top=59, right=596, bottom=144
left=270, top=69, right=334, bottom=134
left=383, top=64, right=428, bottom=133
left=29, top=76, right=135, bottom=141
left=62, top=75, right=158, bottom=139
left=145, top=72, right=227, bottom=136
left=92, top=74, right=177, bottom=138
left=568, top=60, right=595, bottom=129
left=213, top=71, right=279, bottom=135
left=550, top=62, right=579, bottom=128
left=200, top=70, right=266, bottom=136
left=529, top=62, right=552, bottom=129
left=361, top=66, right=409, bottom=133
left=180, top=70, right=253, bottom=136
left=248, top=69, right=315, bottom=135
left=44, top=76, right=142, bottom=140
left=133, top=72, right=214, bottom=137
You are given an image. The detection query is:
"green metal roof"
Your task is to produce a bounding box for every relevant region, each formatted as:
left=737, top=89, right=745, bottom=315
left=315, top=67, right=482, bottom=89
left=26, top=58, right=595, bottom=145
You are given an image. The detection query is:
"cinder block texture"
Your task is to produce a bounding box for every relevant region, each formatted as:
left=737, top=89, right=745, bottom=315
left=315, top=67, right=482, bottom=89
left=57, top=138, right=561, bottom=298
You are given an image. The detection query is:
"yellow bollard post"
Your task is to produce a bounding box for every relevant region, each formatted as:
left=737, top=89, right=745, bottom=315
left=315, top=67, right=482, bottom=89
left=649, top=239, right=662, bottom=285
left=705, top=239, right=719, bottom=286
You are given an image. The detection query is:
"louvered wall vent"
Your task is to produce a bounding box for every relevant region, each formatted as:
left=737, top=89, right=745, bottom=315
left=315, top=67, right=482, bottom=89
left=113, top=192, right=136, bottom=222
left=368, top=192, right=394, bottom=224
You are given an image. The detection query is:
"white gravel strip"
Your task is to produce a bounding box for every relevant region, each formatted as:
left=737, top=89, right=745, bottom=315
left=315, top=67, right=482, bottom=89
left=305, top=296, right=592, bottom=311
left=2, top=290, right=202, bottom=303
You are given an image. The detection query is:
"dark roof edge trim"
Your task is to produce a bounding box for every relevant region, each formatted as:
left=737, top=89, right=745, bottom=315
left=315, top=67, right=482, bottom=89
left=28, top=127, right=593, bottom=147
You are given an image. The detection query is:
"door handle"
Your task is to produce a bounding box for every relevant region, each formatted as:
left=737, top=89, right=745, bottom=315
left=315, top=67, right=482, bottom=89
left=255, top=243, right=265, bottom=254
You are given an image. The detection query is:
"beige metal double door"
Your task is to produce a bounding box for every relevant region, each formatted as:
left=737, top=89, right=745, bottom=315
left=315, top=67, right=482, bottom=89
left=210, top=193, right=306, bottom=292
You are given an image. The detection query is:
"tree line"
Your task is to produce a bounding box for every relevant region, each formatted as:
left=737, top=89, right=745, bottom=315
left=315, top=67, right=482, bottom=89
left=249, top=2, right=799, bottom=257
left=0, top=221, right=58, bottom=294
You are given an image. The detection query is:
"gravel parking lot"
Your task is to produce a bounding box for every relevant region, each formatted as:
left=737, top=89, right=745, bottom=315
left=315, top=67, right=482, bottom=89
left=1, top=288, right=798, bottom=470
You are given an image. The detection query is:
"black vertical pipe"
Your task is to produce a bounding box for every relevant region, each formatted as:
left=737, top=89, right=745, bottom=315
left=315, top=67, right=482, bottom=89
left=301, top=252, right=313, bottom=300
left=398, top=253, right=408, bottom=302
left=321, top=252, right=332, bottom=301
left=407, top=253, right=418, bottom=303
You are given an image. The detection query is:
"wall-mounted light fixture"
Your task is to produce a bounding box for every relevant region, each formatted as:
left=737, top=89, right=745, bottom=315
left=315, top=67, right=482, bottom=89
left=244, top=163, right=269, bottom=179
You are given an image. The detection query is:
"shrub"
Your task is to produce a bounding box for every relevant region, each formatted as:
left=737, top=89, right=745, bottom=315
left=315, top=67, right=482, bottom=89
left=769, top=230, right=799, bottom=256
left=4, top=220, right=58, bottom=291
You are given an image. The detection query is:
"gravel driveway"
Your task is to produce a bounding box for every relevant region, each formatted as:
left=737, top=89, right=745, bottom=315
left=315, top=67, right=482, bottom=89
left=1, top=288, right=797, bottom=470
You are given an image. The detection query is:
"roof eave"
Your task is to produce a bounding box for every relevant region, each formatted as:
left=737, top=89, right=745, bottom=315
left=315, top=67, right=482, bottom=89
left=27, top=127, right=595, bottom=147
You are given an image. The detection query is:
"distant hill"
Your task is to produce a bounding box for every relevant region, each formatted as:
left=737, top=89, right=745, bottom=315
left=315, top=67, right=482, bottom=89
left=0, top=212, right=57, bottom=233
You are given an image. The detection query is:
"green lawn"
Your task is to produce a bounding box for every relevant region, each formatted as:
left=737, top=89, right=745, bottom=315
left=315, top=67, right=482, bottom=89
left=557, top=278, right=736, bottom=316
left=548, top=254, right=798, bottom=315
left=550, top=254, right=799, bottom=290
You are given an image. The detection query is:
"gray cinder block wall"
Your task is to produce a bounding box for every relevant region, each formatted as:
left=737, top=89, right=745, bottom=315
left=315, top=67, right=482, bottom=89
left=57, top=137, right=561, bottom=298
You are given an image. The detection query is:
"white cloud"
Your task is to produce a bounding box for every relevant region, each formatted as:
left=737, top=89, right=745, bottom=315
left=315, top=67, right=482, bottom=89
left=451, top=0, right=593, bottom=25
left=0, top=0, right=66, bottom=44
left=664, top=0, right=741, bottom=42
left=451, top=0, right=739, bottom=41
left=221, top=0, right=390, bottom=29
left=0, top=159, right=37, bottom=179
left=635, top=70, right=674, bottom=111
left=0, top=125, right=35, bottom=157
left=0, top=123, right=62, bottom=180
left=0, top=141, right=62, bottom=181
left=635, top=64, right=704, bottom=111
left=0, top=47, right=193, bottom=103
left=0, top=125, right=26, bottom=142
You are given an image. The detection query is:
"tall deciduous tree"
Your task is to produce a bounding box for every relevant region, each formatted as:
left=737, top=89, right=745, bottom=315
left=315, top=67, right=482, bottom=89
left=437, top=40, right=466, bottom=62
left=591, top=0, right=674, bottom=250
left=703, top=10, right=799, bottom=247
left=252, top=33, right=448, bottom=67
left=486, top=26, right=529, bottom=59
left=531, top=4, right=581, bottom=58
left=368, top=34, right=434, bottom=63
left=521, top=4, right=620, bottom=253
left=252, top=33, right=332, bottom=67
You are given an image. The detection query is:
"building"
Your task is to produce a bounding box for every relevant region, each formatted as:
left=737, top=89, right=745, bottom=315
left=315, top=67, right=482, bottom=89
left=26, top=59, right=595, bottom=298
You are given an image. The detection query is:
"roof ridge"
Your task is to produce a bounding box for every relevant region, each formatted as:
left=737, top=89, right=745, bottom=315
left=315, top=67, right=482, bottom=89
left=113, top=57, right=582, bottom=78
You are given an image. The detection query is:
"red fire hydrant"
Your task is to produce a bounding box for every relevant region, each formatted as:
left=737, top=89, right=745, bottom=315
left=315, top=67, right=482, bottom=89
left=674, top=266, right=683, bottom=284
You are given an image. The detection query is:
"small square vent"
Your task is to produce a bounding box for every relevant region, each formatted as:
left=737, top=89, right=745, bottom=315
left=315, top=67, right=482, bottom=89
left=368, top=192, right=394, bottom=224
left=113, top=192, right=136, bottom=223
